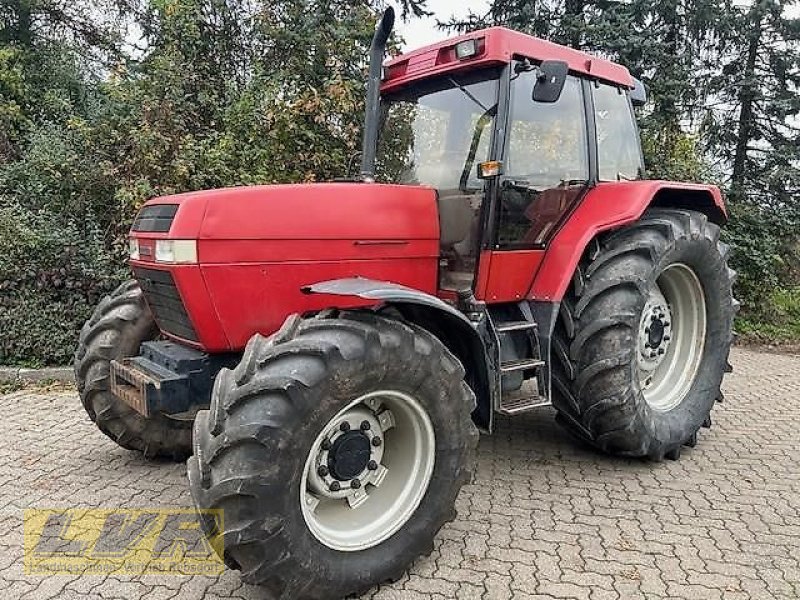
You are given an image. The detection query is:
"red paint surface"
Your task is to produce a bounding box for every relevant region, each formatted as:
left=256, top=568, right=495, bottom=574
left=129, top=178, right=725, bottom=351
left=529, top=181, right=726, bottom=301
left=172, top=265, right=230, bottom=350
left=383, top=27, right=633, bottom=93
left=473, top=250, right=493, bottom=300
left=202, top=260, right=436, bottom=349
left=476, top=250, right=545, bottom=303
left=130, top=183, right=440, bottom=351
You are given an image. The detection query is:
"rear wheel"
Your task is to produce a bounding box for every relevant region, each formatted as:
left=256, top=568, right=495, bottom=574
left=551, top=209, right=737, bottom=460
left=74, top=280, right=193, bottom=460
left=187, top=311, right=478, bottom=598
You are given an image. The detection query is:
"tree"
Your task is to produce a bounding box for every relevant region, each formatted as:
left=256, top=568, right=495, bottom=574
left=0, top=0, right=130, bottom=160
left=702, top=0, right=800, bottom=203
left=440, top=0, right=587, bottom=48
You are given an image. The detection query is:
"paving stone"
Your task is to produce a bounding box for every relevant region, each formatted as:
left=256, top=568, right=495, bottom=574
left=0, top=348, right=798, bottom=599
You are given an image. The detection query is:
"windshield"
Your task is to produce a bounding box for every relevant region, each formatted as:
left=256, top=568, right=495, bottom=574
left=376, top=71, right=499, bottom=190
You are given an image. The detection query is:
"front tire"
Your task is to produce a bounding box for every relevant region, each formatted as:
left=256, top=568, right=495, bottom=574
left=551, top=209, right=737, bottom=460
left=187, top=311, right=478, bottom=599
left=74, top=280, right=193, bottom=460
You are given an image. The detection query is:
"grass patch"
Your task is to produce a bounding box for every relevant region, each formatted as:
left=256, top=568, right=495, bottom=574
left=736, top=287, right=800, bottom=343
left=0, top=378, right=75, bottom=395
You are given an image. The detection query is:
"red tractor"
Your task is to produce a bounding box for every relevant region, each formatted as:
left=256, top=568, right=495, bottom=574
left=75, top=9, right=736, bottom=599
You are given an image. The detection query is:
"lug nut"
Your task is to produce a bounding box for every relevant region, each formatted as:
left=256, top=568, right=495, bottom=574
left=372, top=436, right=382, bottom=447
left=645, top=327, right=650, bottom=335
left=644, top=342, right=651, bottom=349
left=659, top=313, right=665, bottom=319
left=340, top=421, right=350, bottom=432
left=367, top=460, right=378, bottom=471
left=651, top=315, right=657, bottom=322
left=663, top=321, right=670, bottom=327
left=658, top=348, right=665, bottom=355
left=329, top=481, right=341, bottom=492
left=360, top=420, right=371, bottom=431
left=663, top=335, right=671, bottom=341
left=317, top=465, right=329, bottom=477
left=650, top=351, right=657, bottom=358
left=351, top=479, right=361, bottom=489
left=321, top=438, right=331, bottom=451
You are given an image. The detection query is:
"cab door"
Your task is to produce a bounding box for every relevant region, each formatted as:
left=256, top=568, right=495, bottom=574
left=475, top=66, right=592, bottom=303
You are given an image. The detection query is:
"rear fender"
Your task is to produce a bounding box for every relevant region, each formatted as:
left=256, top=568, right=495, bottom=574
left=305, top=278, right=497, bottom=431
left=530, top=181, right=726, bottom=302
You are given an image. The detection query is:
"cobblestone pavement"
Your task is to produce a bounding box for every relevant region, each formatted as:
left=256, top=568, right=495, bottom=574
left=2, top=347, right=799, bottom=600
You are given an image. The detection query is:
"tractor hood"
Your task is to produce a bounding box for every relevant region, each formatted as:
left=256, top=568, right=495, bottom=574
left=129, top=182, right=441, bottom=351
left=135, top=182, right=438, bottom=246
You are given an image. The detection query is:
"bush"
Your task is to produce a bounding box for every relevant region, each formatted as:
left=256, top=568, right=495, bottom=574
left=0, top=201, right=125, bottom=366
left=736, top=287, right=800, bottom=342
left=723, top=200, right=800, bottom=322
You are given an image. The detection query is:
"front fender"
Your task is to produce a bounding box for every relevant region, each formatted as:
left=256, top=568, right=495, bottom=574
left=305, top=278, right=496, bottom=431
left=530, top=180, right=726, bottom=302
left=304, top=278, right=468, bottom=320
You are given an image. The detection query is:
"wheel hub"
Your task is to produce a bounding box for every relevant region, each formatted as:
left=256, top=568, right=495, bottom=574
left=307, top=407, right=386, bottom=502
left=647, top=318, right=665, bottom=348
left=638, top=290, right=673, bottom=385
left=328, top=431, right=372, bottom=481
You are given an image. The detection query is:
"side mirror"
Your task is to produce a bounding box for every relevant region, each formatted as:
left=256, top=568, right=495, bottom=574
left=630, top=77, right=647, bottom=106
left=532, top=60, right=568, bottom=103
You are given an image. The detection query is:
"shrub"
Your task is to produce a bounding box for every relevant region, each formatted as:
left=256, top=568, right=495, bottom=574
left=723, top=200, right=800, bottom=322
left=0, top=201, right=125, bottom=366
left=736, top=287, right=800, bottom=342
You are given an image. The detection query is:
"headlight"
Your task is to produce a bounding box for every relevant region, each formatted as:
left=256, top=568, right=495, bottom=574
left=154, top=240, right=197, bottom=264
left=129, top=238, right=140, bottom=260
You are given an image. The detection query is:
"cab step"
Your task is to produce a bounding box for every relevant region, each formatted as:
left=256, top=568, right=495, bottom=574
left=498, top=395, right=551, bottom=415
left=499, top=358, right=544, bottom=373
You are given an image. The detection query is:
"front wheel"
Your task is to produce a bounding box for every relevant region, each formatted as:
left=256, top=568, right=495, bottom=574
left=74, top=280, right=193, bottom=460
left=187, top=311, right=478, bottom=599
left=551, top=209, right=737, bottom=460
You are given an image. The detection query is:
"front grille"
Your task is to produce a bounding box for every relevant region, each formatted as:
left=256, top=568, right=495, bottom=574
left=132, top=267, right=199, bottom=342
left=132, top=204, right=178, bottom=233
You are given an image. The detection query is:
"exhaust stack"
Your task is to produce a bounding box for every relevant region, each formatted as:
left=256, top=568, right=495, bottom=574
left=359, top=7, right=395, bottom=182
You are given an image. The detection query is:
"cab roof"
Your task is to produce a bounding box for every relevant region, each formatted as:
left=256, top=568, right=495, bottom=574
left=381, top=27, right=633, bottom=93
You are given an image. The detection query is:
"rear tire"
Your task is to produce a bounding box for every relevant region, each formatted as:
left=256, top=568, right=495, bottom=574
left=74, top=280, right=193, bottom=460
left=551, top=209, right=737, bottom=460
left=187, top=311, right=478, bottom=599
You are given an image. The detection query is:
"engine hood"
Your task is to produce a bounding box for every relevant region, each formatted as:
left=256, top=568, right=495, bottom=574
left=141, top=182, right=439, bottom=247
left=130, top=183, right=442, bottom=351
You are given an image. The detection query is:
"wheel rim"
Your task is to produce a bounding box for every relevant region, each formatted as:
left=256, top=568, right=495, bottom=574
left=638, top=263, right=707, bottom=412
left=300, top=390, right=436, bottom=552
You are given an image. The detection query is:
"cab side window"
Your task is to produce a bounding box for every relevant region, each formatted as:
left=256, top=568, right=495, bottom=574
left=593, top=83, right=644, bottom=181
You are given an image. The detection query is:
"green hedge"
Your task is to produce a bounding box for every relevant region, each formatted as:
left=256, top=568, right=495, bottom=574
left=0, top=201, right=125, bottom=366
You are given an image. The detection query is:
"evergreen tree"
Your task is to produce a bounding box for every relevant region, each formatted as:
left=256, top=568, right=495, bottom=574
left=440, top=0, right=587, bottom=48
left=702, top=0, right=799, bottom=203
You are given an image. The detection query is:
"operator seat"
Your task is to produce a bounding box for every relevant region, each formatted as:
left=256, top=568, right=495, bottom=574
left=522, top=186, right=574, bottom=245
left=437, top=190, right=482, bottom=290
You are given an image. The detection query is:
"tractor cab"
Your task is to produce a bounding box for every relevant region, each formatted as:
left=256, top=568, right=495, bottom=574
left=373, top=34, right=645, bottom=294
